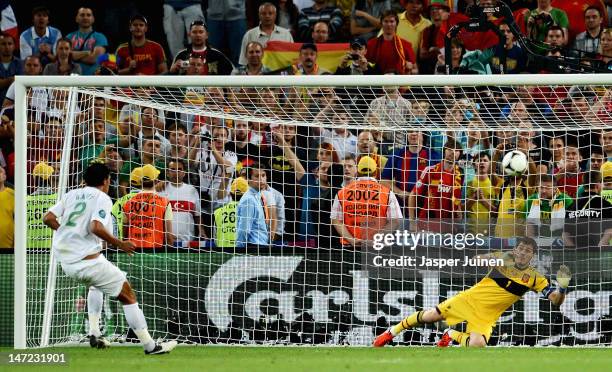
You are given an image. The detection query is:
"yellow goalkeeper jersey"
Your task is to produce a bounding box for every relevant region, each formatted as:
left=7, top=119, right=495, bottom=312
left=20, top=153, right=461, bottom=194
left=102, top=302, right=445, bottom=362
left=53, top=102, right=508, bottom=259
left=462, top=252, right=550, bottom=321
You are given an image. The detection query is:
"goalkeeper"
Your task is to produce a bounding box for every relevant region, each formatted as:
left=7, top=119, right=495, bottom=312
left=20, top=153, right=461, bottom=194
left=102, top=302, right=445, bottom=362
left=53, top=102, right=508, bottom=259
left=373, top=237, right=571, bottom=347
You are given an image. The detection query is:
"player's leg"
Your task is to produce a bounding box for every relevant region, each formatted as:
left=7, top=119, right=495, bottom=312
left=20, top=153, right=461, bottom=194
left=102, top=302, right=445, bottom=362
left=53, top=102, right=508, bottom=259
left=373, top=308, right=443, bottom=347
left=87, top=286, right=110, bottom=349
left=116, top=281, right=177, bottom=355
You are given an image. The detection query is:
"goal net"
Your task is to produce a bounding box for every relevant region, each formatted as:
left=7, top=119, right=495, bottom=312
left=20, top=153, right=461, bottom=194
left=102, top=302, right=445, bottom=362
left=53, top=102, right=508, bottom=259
left=14, top=74, right=612, bottom=348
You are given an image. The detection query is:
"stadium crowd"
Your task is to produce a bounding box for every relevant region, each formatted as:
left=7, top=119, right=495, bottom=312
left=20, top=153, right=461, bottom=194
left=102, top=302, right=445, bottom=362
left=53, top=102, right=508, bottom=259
left=0, top=0, right=612, bottom=249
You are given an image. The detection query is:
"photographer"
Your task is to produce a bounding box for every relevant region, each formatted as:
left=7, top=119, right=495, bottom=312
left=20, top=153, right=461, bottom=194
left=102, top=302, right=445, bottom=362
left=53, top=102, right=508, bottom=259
left=526, top=0, right=569, bottom=47
left=335, top=38, right=379, bottom=75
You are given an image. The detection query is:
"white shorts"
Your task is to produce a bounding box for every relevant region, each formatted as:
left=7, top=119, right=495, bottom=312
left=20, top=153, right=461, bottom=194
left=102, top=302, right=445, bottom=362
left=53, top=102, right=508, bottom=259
left=60, top=254, right=127, bottom=298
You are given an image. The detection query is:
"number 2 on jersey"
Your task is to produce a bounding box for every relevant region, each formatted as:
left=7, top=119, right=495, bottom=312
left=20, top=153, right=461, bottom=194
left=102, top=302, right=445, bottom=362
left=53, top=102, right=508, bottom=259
left=65, top=202, right=86, bottom=227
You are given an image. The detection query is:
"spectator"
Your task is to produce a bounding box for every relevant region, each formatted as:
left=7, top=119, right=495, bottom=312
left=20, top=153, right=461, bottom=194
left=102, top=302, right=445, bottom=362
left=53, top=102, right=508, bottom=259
left=172, top=20, right=234, bottom=75
left=167, top=122, right=189, bottom=160
left=273, top=0, right=300, bottom=35
left=19, top=6, right=62, bottom=65
left=119, top=137, right=167, bottom=195
left=136, top=107, right=171, bottom=155
left=572, top=6, right=603, bottom=57
left=466, top=152, right=501, bottom=235
left=192, top=125, right=238, bottom=234
left=116, top=15, right=168, bottom=75
left=26, top=162, right=57, bottom=249
left=67, top=7, right=109, bottom=76
left=100, top=146, right=123, bottom=201
left=92, top=96, right=117, bottom=138
left=160, top=159, right=204, bottom=242
left=264, top=123, right=306, bottom=241
left=366, top=10, right=417, bottom=74
left=230, top=119, right=261, bottom=163
left=169, top=51, right=205, bottom=75
left=525, top=173, right=573, bottom=241
left=409, top=139, right=463, bottom=233
left=297, top=0, right=343, bottom=42
left=280, top=42, right=330, bottom=74
left=595, top=28, right=612, bottom=71
left=0, top=166, right=13, bottom=248
left=381, top=130, right=432, bottom=204
left=489, top=22, right=527, bottom=74
left=311, top=162, right=344, bottom=248
left=43, top=38, right=82, bottom=75
left=350, top=0, right=390, bottom=41
left=565, top=170, right=612, bottom=248
left=79, top=119, right=108, bottom=169
left=335, top=37, right=379, bottom=75
left=366, top=79, right=413, bottom=147
left=331, top=156, right=403, bottom=247
left=396, top=0, right=432, bottom=58
left=341, top=154, right=358, bottom=186
left=236, top=163, right=270, bottom=246
left=207, top=0, right=248, bottom=65
left=239, top=2, right=293, bottom=66
left=232, top=41, right=272, bottom=75
left=434, top=37, right=464, bottom=74
left=111, top=167, right=142, bottom=237
left=298, top=159, right=330, bottom=241
left=602, top=128, right=612, bottom=161
left=123, top=164, right=175, bottom=248
left=214, top=177, right=248, bottom=247
left=356, top=130, right=387, bottom=180
left=163, top=0, right=205, bottom=58
left=0, top=34, right=21, bottom=104
left=311, top=21, right=329, bottom=43
left=526, top=0, right=569, bottom=46
left=554, top=137, right=583, bottom=198
left=261, top=177, right=286, bottom=242
left=314, top=107, right=358, bottom=159
left=545, top=25, right=566, bottom=49
left=419, top=0, right=450, bottom=75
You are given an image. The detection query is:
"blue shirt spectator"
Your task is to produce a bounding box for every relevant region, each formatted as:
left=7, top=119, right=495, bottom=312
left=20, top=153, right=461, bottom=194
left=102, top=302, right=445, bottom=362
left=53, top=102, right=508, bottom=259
left=19, top=6, right=62, bottom=64
left=66, top=7, right=108, bottom=75
left=236, top=187, right=269, bottom=246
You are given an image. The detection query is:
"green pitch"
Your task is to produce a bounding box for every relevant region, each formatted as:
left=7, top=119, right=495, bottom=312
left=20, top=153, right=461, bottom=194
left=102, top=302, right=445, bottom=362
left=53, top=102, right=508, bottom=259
left=1, top=346, right=611, bottom=372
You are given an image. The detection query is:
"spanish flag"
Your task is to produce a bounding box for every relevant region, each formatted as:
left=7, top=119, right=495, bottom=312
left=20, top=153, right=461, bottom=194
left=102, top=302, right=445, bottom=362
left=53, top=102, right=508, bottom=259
left=262, top=41, right=349, bottom=73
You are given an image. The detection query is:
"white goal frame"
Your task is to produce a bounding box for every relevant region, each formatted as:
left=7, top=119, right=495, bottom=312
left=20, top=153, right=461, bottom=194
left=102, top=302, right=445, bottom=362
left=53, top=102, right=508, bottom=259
left=13, top=73, right=612, bottom=349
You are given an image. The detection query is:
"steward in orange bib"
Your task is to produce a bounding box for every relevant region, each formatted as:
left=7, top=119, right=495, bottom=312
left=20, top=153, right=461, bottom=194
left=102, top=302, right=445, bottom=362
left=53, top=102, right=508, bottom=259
left=331, top=156, right=403, bottom=246
left=123, top=164, right=175, bottom=248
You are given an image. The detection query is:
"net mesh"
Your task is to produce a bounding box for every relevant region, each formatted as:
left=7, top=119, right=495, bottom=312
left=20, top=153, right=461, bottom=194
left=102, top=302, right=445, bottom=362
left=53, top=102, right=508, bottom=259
left=21, top=80, right=612, bottom=347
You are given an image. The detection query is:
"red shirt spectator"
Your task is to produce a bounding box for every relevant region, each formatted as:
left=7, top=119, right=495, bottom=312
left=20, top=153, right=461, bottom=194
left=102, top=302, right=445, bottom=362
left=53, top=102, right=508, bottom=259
left=366, top=10, right=416, bottom=74
left=116, top=15, right=167, bottom=75
left=413, top=161, right=463, bottom=219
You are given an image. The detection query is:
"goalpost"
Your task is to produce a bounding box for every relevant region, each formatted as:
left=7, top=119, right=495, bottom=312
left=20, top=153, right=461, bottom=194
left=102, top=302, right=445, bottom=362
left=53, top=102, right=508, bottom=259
left=14, top=74, right=612, bottom=349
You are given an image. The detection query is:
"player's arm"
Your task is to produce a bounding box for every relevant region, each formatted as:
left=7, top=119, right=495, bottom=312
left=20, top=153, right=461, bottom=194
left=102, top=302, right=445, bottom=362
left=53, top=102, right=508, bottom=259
left=544, top=265, right=571, bottom=306
left=42, top=211, right=61, bottom=230
left=90, top=220, right=135, bottom=254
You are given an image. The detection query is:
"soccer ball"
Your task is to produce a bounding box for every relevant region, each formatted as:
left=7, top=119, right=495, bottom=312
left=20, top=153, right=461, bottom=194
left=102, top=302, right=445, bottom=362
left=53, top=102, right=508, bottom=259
left=502, top=150, right=528, bottom=176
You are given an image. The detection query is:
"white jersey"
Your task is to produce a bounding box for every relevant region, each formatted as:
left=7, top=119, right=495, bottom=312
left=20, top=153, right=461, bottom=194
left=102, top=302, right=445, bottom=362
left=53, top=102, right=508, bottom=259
left=196, top=147, right=238, bottom=210
left=159, top=182, right=201, bottom=242
left=262, top=186, right=286, bottom=236
left=49, top=186, right=113, bottom=264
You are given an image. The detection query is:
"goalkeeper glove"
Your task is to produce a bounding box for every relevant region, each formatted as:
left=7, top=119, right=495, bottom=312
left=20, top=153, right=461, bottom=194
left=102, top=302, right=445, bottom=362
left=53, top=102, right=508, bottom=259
left=556, top=264, right=572, bottom=293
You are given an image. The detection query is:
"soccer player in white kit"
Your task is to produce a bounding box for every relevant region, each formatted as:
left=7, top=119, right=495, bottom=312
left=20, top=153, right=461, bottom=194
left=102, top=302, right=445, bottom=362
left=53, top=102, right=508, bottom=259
left=43, top=163, right=177, bottom=354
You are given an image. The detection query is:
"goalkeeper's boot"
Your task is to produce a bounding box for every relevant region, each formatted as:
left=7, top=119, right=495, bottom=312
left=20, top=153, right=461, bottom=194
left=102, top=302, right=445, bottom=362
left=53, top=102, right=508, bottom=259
left=145, top=340, right=178, bottom=355
left=89, top=335, right=111, bottom=349
left=436, top=330, right=453, bottom=347
left=373, top=330, right=394, bottom=347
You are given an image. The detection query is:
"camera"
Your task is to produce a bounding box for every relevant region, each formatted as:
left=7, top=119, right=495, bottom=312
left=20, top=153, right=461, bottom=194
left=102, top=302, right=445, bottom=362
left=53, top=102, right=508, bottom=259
left=181, top=60, right=189, bottom=69
left=200, top=131, right=212, bottom=143
left=533, top=12, right=554, bottom=27
left=349, top=53, right=360, bottom=61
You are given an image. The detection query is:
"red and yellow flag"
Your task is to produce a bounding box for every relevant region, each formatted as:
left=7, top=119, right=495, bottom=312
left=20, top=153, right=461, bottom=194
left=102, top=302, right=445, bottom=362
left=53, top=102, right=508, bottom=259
left=262, top=41, right=349, bottom=73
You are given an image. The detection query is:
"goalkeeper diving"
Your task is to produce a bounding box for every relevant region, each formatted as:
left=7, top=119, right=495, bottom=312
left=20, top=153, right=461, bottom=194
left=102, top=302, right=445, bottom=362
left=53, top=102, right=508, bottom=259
left=373, top=237, right=572, bottom=347
left=43, top=163, right=177, bottom=354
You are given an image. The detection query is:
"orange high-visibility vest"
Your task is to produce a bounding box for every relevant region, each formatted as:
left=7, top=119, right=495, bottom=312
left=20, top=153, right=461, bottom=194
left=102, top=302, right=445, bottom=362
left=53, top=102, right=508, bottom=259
left=337, top=179, right=390, bottom=245
left=124, top=192, right=169, bottom=248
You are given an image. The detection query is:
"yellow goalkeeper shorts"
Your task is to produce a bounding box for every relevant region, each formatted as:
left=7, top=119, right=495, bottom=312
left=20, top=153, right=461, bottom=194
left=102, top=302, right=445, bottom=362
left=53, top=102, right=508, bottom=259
left=436, top=293, right=495, bottom=341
